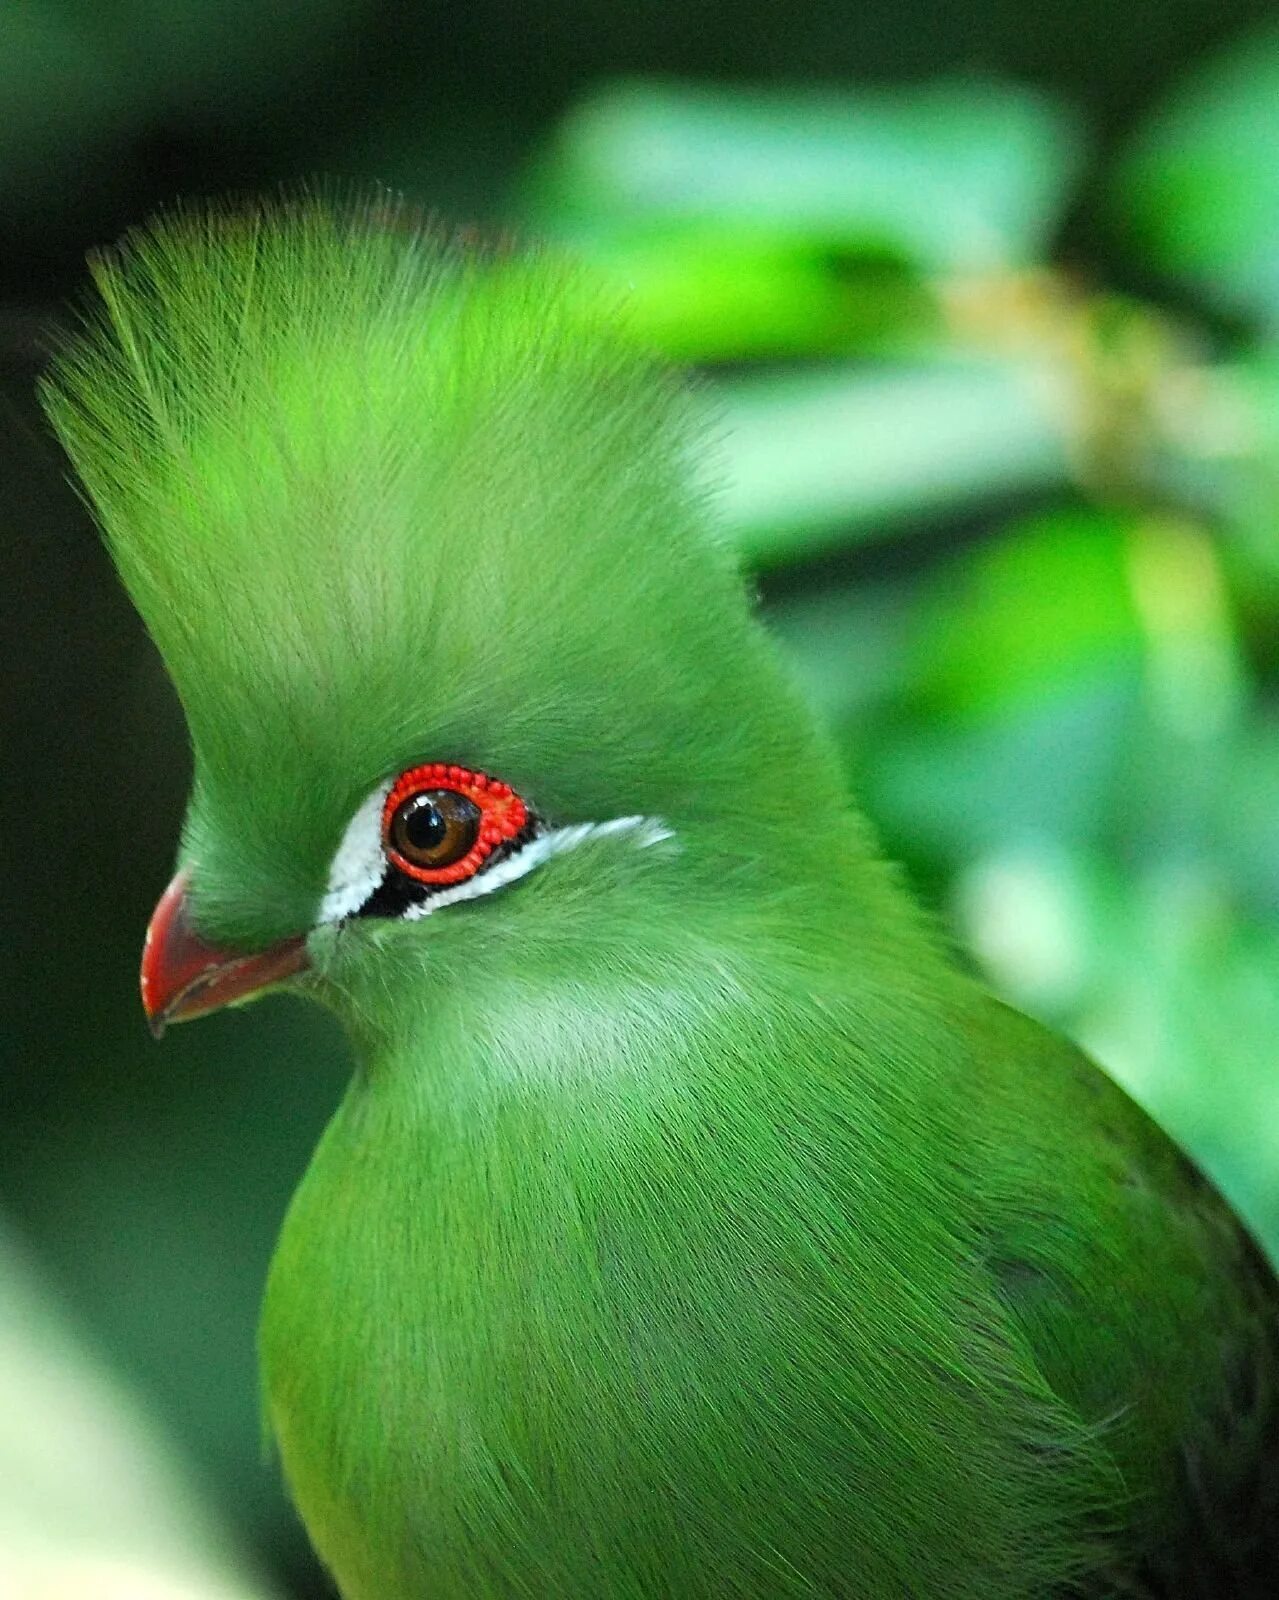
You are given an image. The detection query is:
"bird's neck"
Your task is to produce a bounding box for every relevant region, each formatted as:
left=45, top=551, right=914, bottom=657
left=329, top=826, right=962, bottom=1171
left=260, top=855, right=980, bottom=1597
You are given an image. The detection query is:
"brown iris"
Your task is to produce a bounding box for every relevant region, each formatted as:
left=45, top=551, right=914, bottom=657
left=381, top=763, right=530, bottom=887
left=388, top=789, right=481, bottom=871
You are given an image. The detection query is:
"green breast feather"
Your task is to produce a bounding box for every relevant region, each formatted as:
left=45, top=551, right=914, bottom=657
left=41, top=194, right=1279, bottom=1598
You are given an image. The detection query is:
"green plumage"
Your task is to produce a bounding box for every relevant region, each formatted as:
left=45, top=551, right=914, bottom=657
left=43, top=195, right=1279, bottom=1597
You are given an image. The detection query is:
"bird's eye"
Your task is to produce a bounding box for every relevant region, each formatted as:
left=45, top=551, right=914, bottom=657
left=389, top=789, right=480, bottom=869
left=381, top=764, right=530, bottom=887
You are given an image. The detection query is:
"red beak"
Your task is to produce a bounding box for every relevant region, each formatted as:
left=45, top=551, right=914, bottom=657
left=140, top=870, right=309, bottom=1038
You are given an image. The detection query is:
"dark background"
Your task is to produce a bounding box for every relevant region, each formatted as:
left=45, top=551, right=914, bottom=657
left=4, top=4, right=1279, bottom=1595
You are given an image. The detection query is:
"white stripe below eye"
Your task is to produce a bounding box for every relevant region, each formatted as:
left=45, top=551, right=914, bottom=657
left=401, top=815, right=673, bottom=920
left=321, top=787, right=673, bottom=928
left=320, top=780, right=393, bottom=924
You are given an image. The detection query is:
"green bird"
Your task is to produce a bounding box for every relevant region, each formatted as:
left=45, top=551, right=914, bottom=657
left=42, top=196, right=1279, bottom=1599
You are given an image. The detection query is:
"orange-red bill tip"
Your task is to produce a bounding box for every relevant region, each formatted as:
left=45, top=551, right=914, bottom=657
left=141, top=870, right=309, bottom=1037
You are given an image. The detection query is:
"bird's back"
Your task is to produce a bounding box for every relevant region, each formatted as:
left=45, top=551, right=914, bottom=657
left=970, top=1001, right=1279, bottom=1596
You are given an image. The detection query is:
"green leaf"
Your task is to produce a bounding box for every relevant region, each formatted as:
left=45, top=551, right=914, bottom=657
left=518, top=225, right=937, bottom=360
left=526, top=79, right=1082, bottom=271
left=520, top=79, right=1082, bottom=356
left=861, top=672, right=1144, bottom=863
left=906, top=508, right=1146, bottom=718
left=1115, top=26, right=1279, bottom=321
left=707, top=360, right=1074, bottom=566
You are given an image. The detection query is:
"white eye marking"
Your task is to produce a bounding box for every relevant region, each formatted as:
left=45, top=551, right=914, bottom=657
left=320, top=780, right=392, bottom=923
left=401, top=815, right=673, bottom=920
left=320, top=781, right=673, bottom=927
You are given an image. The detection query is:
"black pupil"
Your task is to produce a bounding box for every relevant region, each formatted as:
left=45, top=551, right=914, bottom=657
left=403, top=795, right=448, bottom=851
left=392, top=788, right=482, bottom=868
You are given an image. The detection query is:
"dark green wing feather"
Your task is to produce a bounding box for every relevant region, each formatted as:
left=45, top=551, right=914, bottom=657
left=978, top=1005, right=1279, bottom=1596
left=1126, top=1169, right=1279, bottom=1596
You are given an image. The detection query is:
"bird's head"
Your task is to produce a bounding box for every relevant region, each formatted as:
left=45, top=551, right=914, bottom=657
left=42, top=197, right=861, bottom=1042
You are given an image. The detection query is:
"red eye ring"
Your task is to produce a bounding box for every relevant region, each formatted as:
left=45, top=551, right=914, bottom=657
left=381, top=763, right=529, bottom=886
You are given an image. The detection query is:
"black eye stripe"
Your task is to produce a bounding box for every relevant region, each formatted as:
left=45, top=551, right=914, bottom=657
left=357, top=867, right=430, bottom=920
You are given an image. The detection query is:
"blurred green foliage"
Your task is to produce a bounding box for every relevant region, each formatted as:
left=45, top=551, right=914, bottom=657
left=4, top=12, right=1279, bottom=1599
left=0, top=1220, right=275, bottom=1597
left=1117, top=29, right=1279, bottom=322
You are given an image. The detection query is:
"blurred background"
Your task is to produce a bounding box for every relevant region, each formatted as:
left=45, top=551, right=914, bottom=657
left=3, top=3, right=1279, bottom=1595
